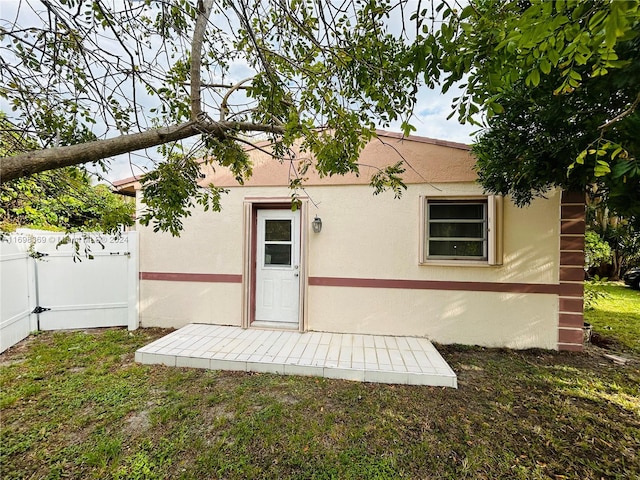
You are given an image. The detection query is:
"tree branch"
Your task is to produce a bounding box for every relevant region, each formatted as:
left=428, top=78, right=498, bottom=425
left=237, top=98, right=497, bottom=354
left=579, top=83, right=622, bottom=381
left=1, top=120, right=284, bottom=182
left=220, top=77, right=254, bottom=121
left=598, top=92, right=640, bottom=131
left=190, top=0, right=215, bottom=119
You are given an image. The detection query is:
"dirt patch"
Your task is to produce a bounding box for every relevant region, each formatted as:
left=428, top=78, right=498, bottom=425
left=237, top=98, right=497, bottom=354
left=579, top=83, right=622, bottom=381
left=124, top=410, right=151, bottom=436
left=0, top=357, right=27, bottom=367
left=590, top=331, right=622, bottom=349
left=584, top=341, right=640, bottom=366
left=202, top=404, right=236, bottom=422
left=1, top=333, right=40, bottom=359
left=277, top=394, right=300, bottom=405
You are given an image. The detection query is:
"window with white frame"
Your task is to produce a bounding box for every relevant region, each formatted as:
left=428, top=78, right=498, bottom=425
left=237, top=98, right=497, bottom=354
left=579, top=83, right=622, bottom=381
left=421, top=196, right=502, bottom=265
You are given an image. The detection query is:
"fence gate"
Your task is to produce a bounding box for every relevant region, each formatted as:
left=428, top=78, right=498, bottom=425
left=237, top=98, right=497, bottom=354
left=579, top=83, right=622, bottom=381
left=0, top=237, right=36, bottom=352
left=1, top=230, right=138, bottom=352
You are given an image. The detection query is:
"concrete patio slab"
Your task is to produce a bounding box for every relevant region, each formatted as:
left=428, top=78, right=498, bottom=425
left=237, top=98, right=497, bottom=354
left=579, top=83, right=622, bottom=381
left=135, top=324, right=457, bottom=388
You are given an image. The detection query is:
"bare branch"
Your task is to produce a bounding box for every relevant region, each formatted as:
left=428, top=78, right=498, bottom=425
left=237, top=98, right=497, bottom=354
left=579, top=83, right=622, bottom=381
left=220, top=77, right=254, bottom=121
left=598, top=92, right=640, bottom=132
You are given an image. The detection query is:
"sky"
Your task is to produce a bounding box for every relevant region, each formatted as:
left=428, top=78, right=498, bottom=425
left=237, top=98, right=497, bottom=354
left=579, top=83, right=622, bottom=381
left=389, top=87, right=477, bottom=144
left=1, top=0, right=478, bottom=184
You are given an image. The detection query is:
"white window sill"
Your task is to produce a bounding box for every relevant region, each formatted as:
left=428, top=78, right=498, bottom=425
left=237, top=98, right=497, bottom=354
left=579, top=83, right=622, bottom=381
left=419, top=260, right=501, bottom=267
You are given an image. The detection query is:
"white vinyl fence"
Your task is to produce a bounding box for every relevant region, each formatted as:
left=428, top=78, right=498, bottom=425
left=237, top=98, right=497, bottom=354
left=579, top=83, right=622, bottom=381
left=1, top=229, right=138, bottom=352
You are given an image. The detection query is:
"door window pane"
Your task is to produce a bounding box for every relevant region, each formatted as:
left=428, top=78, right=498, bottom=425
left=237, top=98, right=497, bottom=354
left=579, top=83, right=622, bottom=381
left=265, top=244, right=292, bottom=265
left=265, top=220, right=291, bottom=241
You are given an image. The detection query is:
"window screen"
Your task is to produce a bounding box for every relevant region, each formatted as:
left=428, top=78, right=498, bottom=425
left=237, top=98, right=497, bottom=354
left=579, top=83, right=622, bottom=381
left=426, top=200, right=488, bottom=260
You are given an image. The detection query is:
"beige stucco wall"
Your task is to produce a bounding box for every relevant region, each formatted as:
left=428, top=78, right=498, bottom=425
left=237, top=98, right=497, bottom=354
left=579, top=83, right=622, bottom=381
left=141, top=282, right=242, bottom=329
left=307, top=288, right=558, bottom=349
left=136, top=181, right=561, bottom=349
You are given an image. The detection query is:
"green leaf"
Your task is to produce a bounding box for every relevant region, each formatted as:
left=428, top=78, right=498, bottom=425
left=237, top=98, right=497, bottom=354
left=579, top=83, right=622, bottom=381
left=610, top=147, right=623, bottom=159
left=539, top=59, right=551, bottom=75
left=594, top=160, right=611, bottom=177
left=488, top=102, right=504, bottom=115
left=612, top=159, right=639, bottom=179
left=547, top=48, right=560, bottom=66
left=568, top=69, right=582, bottom=81
left=525, top=68, right=540, bottom=87
left=588, top=10, right=607, bottom=31
left=400, top=121, right=416, bottom=137
left=604, top=10, right=619, bottom=48
left=460, top=5, right=475, bottom=20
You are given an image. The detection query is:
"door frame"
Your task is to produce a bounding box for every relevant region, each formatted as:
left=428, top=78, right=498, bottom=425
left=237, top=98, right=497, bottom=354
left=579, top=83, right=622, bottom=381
left=242, top=198, right=308, bottom=331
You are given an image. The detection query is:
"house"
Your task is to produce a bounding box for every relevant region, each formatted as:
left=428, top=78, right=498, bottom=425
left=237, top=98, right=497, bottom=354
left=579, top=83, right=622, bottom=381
left=114, top=131, right=585, bottom=352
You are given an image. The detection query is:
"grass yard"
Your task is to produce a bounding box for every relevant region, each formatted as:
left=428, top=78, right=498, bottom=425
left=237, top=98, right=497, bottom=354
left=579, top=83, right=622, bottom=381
left=1, top=286, right=639, bottom=479
left=585, top=282, right=640, bottom=355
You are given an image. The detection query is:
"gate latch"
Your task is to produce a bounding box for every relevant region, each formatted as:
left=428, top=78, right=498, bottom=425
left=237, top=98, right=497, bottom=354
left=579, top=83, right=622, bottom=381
left=32, top=306, right=51, bottom=314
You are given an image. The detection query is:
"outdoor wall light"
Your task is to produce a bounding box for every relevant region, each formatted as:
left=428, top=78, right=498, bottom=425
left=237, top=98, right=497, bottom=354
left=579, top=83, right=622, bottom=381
left=312, top=216, right=323, bottom=233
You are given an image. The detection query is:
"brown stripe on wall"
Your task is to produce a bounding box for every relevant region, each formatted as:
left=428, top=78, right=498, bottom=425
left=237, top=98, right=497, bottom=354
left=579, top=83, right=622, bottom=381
left=140, top=272, right=243, bottom=283
left=309, top=277, right=559, bottom=294
left=140, top=271, right=561, bottom=294
left=558, top=190, right=586, bottom=352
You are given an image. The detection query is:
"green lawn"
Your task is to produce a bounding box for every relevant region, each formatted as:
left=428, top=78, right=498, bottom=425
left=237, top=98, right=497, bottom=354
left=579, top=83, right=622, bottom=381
left=585, top=283, right=640, bottom=355
left=1, top=289, right=639, bottom=479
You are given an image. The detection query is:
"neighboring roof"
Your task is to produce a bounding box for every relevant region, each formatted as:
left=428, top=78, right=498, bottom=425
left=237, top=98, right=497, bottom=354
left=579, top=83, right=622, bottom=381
left=112, top=175, right=140, bottom=197
left=113, top=129, right=476, bottom=194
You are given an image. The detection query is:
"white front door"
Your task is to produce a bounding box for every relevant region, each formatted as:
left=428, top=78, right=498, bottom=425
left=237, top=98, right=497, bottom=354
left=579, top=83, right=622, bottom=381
left=255, top=209, right=301, bottom=325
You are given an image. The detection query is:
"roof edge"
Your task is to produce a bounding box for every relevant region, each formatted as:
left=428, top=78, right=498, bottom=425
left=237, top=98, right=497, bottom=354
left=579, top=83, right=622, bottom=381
left=374, top=129, right=471, bottom=151
left=112, top=175, right=141, bottom=187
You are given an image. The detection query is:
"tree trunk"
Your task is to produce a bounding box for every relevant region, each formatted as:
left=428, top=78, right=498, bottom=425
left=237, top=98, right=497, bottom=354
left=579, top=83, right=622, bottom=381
left=190, top=0, right=215, bottom=119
